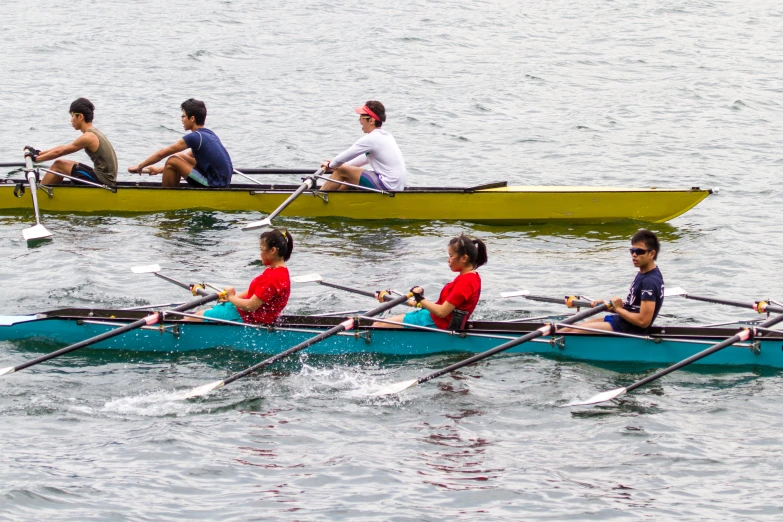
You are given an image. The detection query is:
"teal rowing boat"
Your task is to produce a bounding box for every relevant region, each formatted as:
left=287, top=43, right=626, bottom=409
left=0, top=308, right=779, bottom=369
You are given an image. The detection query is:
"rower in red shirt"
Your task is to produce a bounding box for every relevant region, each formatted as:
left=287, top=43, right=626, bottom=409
left=376, top=234, right=487, bottom=330
left=191, top=229, right=292, bottom=324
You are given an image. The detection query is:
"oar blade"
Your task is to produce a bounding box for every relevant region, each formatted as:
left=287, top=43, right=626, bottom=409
left=565, top=387, right=627, bottom=407
left=241, top=217, right=272, bottom=231
left=664, top=287, right=688, bottom=297
left=131, top=264, right=162, bottom=274
left=369, top=378, right=419, bottom=397
left=500, top=290, right=530, bottom=298
left=182, top=380, right=225, bottom=399
left=292, top=273, right=324, bottom=283
left=22, top=224, right=52, bottom=241
left=0, top=366, right=16, bottom=377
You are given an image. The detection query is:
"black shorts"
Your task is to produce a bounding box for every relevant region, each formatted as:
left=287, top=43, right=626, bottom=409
left=70, top=163, right=98, bottom=183
left=604, top=314, right=646, bottom=335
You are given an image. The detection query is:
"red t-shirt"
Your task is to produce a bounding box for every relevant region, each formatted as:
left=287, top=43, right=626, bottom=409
left=431, top=271, right=481, bottom=329
left=238, top=266, right=291, bottom=324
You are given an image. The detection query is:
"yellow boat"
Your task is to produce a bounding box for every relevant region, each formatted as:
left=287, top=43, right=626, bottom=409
left=0, top=178, right=712, bottom=224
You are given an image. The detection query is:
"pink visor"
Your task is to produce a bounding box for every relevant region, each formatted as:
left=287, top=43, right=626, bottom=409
left=355, top=105, right=381, bottom=122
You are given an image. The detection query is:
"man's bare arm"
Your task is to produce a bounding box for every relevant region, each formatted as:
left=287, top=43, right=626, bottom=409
left=128, top=139, right=189, bottom=173
left=35, top=133, right=99, bottom=162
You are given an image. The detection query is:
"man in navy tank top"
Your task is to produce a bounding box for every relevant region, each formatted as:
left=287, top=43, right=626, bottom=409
left=561, top=229, right=664, bottom=335
left=129, top=98, right=233, bottom=187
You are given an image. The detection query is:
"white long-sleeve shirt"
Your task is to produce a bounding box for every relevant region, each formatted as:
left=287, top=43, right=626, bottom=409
left=328, top=128, right=407, bottom=191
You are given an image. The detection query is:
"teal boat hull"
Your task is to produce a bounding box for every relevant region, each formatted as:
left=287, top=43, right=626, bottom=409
left=0, top=309, right=781, bottom=369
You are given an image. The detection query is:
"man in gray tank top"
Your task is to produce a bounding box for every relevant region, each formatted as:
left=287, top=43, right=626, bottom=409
left=26, top=98, right=118, bottom=187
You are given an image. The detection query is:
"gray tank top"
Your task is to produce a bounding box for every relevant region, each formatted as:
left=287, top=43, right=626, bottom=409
left=85, top=128, right=118, bottom=186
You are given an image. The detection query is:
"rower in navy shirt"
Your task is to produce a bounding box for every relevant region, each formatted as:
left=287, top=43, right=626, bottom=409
left=560, top=229, right=664, bottom=335
left=129, top=98, right=233, bottom=187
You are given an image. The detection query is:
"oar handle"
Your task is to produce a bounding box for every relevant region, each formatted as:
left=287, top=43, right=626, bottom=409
left=417, top=303, right=610, bottom=384
left=11, top=293, right=219, bottom=373
left=222, top=293, right=411, bottom=386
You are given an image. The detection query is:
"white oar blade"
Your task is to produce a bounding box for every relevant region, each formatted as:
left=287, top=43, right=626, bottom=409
left=182, top=380, right=225, bottom=399
left=131, top=264, right=162, bottom=274
left=369, top=379, right=419, bottom=397
left=241, top=217, right=272, bottom=231
left=500, top=290, right=530, bottom=298
left=22, top=224, right=52, bottom=241
left=564, top=387, right=627, bottom=407
left=292, top=273, right=324, bottom=283
left=0, top=366, right=16, bottom=377
left=665, top=287, right=688, bottom=298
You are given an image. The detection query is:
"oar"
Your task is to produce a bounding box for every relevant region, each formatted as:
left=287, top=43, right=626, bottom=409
left=131, top=264, right=201, bottom=293
left=292, top=273, right=378, bottom=299
left=21, top=156, right=52, bottom=241
left=567, top=311, right=783, bottom=407
left=370, top=302, right=611, bottom=396
left=182, top=292, right=412, bottom=399
left=0, top=288, right=220, bottom=377
left=501, top=291, right=595, bottom=310
left=0, top=162, right=26, bottom=168
left=666, top=287, right=783, bottom=314
left=242, top=169, right=323, bottom=231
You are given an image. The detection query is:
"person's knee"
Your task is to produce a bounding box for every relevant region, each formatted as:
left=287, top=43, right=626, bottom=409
left=330, top=168, right=347, bottom=181
left=164, top=156, right=182, bottom=170
left=50, top=159, right=69, bottom=171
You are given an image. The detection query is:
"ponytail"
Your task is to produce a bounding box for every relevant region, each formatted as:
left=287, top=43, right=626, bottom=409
left=448, top=234, right=487, bottom=268
left=260, top=228, right=294, bottom=261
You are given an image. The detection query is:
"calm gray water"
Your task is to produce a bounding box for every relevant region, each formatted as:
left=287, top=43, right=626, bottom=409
left=1, top=0, right=783, bottom=519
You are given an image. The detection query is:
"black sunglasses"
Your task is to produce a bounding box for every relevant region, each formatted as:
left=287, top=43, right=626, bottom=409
left=629, top=247, right=649, bottom=256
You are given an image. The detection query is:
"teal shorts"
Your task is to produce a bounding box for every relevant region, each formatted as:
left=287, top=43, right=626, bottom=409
left=402, top=308, right=436, bottom=327
left=186, top=168, right=210, bottom=187
left=202, top=301, right=244, bottom=323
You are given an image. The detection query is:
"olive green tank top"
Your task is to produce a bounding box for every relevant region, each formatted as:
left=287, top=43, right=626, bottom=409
left=85, top=128, right=118, bottom=186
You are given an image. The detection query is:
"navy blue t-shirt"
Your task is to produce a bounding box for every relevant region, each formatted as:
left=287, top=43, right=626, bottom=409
left=182, top=128, right=233, bottom=187
left=612, top=266, right=665, bottom=334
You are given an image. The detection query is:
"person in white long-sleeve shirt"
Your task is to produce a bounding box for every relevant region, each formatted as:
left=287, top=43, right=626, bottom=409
left=321, top=100, right=407, bottom=192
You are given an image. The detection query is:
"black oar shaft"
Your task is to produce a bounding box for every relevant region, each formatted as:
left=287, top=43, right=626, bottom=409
left=684, top=294, right=783, bottom=314
left=153, top=272, right=192, bottom=291
left=625, top=311, right=783, bottom=394
left=0, top=162, right=26, bottom=168
left=417, top=303, right=610, bottom=384
left=12, top=293, right=218, bottom=372
left=222, top=293, right=410, bottom=386
left=318, top=280, right=376, bottom=299
left=525, top=294, right=593, bottom=309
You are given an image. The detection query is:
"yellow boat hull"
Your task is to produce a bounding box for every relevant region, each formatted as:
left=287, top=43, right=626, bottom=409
left=0, top=181, right=712, bottom=224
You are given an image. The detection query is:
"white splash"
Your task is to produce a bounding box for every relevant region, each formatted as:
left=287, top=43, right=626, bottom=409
left=103, top=390, right=208, bottom=417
